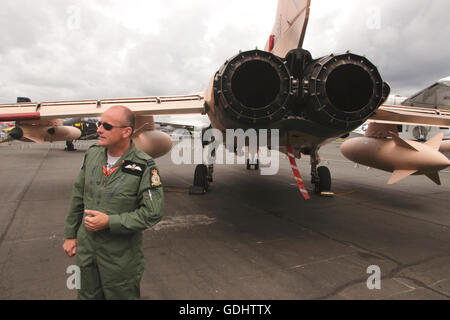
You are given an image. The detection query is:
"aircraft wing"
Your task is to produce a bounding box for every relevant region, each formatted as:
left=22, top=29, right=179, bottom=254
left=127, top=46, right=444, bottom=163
left=264, top=0, right=311, bottom=57
left=369, top=105, right=450, bottom=127
left=0, top=94, right=206, bottom=122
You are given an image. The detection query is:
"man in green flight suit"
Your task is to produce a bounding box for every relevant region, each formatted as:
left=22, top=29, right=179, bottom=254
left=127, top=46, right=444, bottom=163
left=62, top=105, right=164, bottom=300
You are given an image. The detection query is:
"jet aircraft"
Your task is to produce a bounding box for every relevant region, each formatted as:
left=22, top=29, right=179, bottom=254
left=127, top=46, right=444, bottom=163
left=1, top=0, right=450, bottom=199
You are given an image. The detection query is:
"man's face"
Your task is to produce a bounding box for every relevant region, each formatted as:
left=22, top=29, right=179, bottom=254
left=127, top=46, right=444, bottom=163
left=97, top=109, right=131, bottom=147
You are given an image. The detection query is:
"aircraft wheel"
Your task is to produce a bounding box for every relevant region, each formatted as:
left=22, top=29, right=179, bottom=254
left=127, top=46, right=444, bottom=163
left=246, top=159, right=251, bottom=170
left=194, top=164, right=209, bottom=190
left=317, top=166, right=332, bottom=193
left=65, top=140, right=76, bottom=151
left=255, top=159, right=259, bottom=170
left=189, top=164, right=209, bottom=195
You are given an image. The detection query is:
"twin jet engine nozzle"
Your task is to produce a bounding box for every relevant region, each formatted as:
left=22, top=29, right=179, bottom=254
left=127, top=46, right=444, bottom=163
left=206, top=48, right=390, bottom=133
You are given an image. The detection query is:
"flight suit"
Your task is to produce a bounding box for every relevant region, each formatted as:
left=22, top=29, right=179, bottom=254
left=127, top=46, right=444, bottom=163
left=64, top=142, right=164, bottom=300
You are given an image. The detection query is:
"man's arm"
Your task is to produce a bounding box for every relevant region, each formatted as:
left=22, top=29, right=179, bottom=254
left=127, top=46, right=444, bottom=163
left=64, top=154, right=87, bottom=239
left=108, top=165, right=164, bottom=235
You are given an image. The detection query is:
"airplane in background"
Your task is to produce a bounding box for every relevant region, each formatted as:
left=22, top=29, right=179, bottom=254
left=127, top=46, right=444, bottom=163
left=1, top=0, right=450, bottom=199
left=355, top=77, right=450, bottom=141
left=402, top=76, right=450, bottom=110
left=384, top=95, right=408, bottom=106
left=0, top=121, right=15, bottom=144
left=0, top=125, right=14, bottom=144
left=0, top=97, right=82, bottom=145
left=398, top=77, right=450, bottom=141
left=155, top=114, right=211, bottom=136
left=0, top=122, right=15, bottom=129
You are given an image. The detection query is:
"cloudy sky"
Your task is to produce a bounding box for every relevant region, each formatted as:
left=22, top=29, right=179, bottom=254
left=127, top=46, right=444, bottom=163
left=0, top=0, right=449, bottom=104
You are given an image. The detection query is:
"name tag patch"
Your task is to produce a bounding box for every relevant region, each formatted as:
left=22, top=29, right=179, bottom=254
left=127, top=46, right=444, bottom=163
left=122, top=161, right=145, bottom=177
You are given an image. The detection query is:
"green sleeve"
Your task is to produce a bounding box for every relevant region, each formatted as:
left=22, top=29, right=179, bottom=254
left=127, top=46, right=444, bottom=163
left=108, top=165, right=164, bottom=235
left=64, top=155, right=87, bottom=239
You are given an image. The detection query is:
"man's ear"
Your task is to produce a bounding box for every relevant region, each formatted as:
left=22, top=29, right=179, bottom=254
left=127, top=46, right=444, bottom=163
left=124, top=127, right=133, bottom=139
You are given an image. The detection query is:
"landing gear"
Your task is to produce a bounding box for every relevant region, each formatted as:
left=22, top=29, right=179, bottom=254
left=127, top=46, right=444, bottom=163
left=189, top=164, right=209, bottom=195
left=65, top=140, right=76, bottom=151
left=189, top=133, right=215, bottom=195
left=246, top=158, right=259, bottom=170
left=310, top=151, right=333, bottom=197
left=189, top=163, right=214, bottom=195
left=317, top=166, right=332, bottom=196
left=207, top=164, right=214, bottom=183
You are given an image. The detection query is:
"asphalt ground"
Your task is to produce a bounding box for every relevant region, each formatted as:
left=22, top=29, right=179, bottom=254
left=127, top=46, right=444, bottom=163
left=0, top=139, right=449, bottom=300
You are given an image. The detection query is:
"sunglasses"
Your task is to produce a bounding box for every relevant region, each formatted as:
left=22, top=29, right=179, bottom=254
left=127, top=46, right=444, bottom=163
left=98, top=121, right=131, bottom=131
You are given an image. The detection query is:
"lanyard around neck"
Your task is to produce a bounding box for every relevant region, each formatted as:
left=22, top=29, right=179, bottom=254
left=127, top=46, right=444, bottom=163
left=102, top=164, right=120, bottom=177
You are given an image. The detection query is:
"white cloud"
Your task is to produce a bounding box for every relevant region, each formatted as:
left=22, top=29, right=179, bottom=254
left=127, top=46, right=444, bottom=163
left=0, top=0, right=448, bottom=103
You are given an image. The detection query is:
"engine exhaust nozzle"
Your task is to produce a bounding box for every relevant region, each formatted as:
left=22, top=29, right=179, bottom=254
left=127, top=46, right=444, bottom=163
left=213, top=49, right=296, bottom=126
left=302, top=52, right=390, bottom=130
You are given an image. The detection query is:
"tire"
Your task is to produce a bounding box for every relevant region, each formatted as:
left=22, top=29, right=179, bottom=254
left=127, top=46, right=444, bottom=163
left=65, top=140, right=75, bottom=151
left=317, top=166, right=331, bottom=192
left=193, top=164, right=209, bottom=190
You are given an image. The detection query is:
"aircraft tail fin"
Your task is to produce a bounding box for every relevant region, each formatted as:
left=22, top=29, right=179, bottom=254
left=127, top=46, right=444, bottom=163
left=388, top=169, right=418, bottom=185
left=265, top=0, right=311, bottom=57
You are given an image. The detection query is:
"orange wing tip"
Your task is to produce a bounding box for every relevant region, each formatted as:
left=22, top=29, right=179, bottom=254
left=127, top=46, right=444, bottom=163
left=388, top=169, right=418, bottom=185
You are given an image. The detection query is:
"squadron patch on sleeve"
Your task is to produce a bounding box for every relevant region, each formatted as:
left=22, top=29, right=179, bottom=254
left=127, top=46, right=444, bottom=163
left=150, top=169, right=162, bottom=188
left=121, top=161, right=145, bottom=177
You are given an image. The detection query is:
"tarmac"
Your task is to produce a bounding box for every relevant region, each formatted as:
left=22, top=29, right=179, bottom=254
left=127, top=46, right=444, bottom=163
left=0, top=139, right=449, bottom=300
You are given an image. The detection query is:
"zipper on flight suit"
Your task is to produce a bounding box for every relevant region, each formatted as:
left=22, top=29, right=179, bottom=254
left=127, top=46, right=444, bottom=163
left=106, top=175, right=126, bottom=203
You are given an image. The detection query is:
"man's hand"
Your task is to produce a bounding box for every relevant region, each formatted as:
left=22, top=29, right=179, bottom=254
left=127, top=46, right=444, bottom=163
left=63, top=239, right=77, bottom=257
left=84, top=210, right=109, bottom=232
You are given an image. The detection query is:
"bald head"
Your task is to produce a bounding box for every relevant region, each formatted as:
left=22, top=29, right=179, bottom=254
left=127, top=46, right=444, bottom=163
left=105, top=105, right=135, bottom=130
left=98, top=105, right=136, bottom=150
